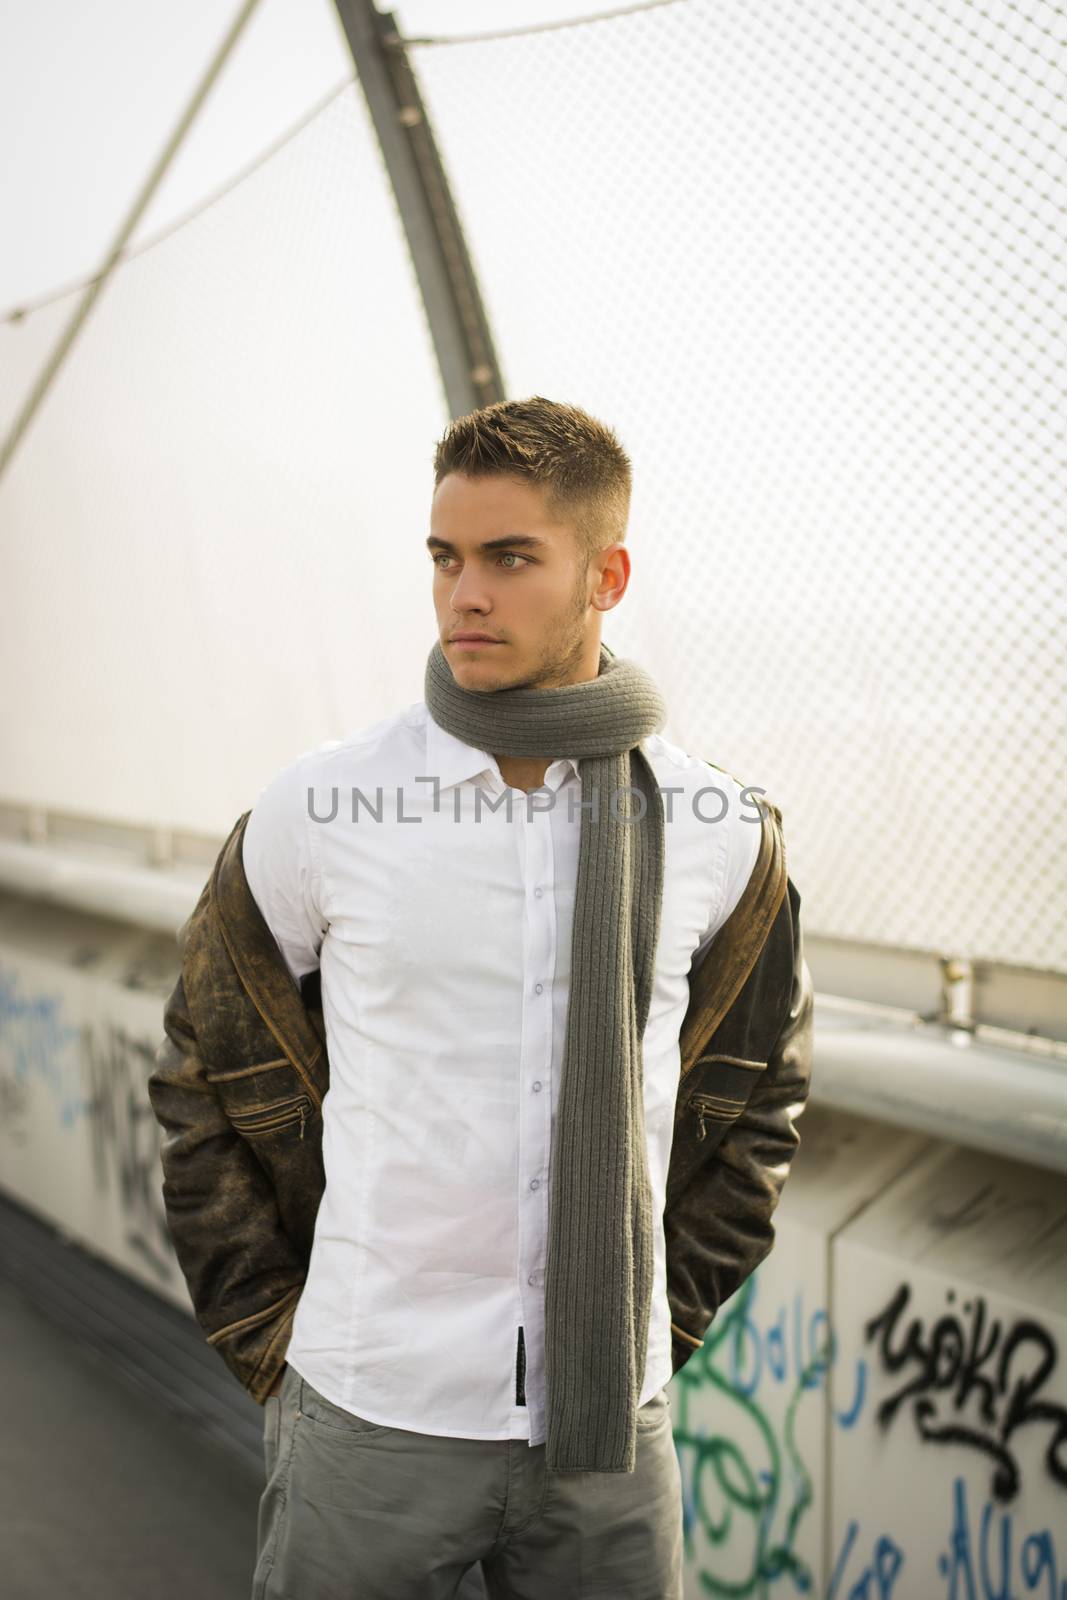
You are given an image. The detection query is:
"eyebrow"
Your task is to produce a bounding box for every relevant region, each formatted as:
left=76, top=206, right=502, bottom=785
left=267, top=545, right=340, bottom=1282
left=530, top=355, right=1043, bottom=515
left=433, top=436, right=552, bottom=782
left=425, top=534, right=550, bottom=554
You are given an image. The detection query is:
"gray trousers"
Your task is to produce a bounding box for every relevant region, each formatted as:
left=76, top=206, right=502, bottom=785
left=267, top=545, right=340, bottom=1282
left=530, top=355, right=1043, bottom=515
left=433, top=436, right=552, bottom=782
left=253, top=1362, right=683, bottom=1599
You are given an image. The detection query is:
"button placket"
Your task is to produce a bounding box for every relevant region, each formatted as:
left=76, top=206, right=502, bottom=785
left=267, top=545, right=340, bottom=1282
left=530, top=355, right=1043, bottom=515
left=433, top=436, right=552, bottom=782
left=516, top=782, right=557, bottom=1438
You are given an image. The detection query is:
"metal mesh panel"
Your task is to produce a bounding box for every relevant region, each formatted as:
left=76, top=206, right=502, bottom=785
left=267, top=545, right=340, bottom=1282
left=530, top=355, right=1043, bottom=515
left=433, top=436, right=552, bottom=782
left=410, top=0, right=1067, bottom=973
left=0, top=82, right=447, bottom=837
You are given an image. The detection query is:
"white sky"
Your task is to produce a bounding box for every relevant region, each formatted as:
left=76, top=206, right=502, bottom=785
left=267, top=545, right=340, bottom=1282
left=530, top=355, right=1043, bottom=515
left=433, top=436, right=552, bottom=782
left=0, top=0, right=639, bottom=312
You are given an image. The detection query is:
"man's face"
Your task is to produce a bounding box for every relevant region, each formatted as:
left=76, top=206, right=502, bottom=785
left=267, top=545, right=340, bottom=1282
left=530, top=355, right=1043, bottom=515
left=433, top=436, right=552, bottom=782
left=428, top=472, right=629, bottom=692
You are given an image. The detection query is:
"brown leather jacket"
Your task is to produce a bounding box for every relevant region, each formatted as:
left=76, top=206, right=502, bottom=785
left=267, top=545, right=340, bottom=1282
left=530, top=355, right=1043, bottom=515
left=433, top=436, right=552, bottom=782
left=148, top=794, right=814, bottom=1405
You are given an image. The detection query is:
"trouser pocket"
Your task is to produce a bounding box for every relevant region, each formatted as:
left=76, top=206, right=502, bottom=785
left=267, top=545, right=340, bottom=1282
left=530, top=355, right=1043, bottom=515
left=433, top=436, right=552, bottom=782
left=296, top=1374, right=395, bottom=1441
left=635, top=1386, right=671, bottom=1431
left=254, top=1366, right=300, bottom=1598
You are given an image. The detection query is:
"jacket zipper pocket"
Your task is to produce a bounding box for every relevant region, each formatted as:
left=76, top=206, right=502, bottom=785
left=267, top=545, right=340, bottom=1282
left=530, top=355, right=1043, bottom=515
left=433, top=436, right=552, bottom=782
left=228, top=1093, right=312, bottom=1141
left=689, top=1090, right=745, bottom=1141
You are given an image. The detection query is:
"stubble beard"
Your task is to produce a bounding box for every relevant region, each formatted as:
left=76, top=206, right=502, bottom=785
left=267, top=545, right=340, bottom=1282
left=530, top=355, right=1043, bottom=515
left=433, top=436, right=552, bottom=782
left=506, top=569, right=592, bottom=693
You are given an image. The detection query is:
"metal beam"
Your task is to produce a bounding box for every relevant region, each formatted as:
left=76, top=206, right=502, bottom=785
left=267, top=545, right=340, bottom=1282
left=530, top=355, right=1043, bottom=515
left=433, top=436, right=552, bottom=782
left=332, top=0, right=505, bottom=419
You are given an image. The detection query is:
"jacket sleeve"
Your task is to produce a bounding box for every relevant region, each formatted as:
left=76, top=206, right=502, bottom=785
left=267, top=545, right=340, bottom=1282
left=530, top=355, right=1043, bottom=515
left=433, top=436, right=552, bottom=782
left=148, top=897, right=306, bottom=1404
left=666, top=877, right=815, bottom=1373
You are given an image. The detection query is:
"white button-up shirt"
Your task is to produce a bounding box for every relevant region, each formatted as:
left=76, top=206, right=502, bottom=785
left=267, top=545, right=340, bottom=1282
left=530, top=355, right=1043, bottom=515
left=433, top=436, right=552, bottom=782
left=242, top=697, right=761, bottom=1444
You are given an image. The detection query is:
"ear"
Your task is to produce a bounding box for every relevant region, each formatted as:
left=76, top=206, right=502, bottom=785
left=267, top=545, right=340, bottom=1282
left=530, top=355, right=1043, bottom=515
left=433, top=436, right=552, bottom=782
left=591, top=543, right=630, bottom=611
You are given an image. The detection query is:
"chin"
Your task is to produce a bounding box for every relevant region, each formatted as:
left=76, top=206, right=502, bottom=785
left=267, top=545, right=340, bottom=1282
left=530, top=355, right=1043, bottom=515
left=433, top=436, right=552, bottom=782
left=460, top=662, right=524, bottom=697
left=450, top=657, right=501, bottom=683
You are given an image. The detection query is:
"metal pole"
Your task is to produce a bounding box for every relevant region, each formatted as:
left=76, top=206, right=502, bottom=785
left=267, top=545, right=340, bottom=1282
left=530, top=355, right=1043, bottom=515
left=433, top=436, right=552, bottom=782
left=0, top=0, right=264, bottom=482
left=332, top=0, right=505, bottom=419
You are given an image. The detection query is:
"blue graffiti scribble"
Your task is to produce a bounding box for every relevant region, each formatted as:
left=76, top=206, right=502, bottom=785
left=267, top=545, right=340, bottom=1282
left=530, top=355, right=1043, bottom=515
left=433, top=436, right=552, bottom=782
left=937, top=1476, right=1066, bottom=1600
left=0, top=963, right=86, bottom=1127
left=829, top=1520, right=904, bottom=1600
left=725, top=1274, right=866, bottom=1425
left=835, top=1361, right=867, bottom=1431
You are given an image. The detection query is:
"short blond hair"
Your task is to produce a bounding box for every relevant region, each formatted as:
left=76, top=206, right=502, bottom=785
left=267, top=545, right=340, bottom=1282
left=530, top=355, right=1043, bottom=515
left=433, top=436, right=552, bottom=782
left=433, top=395, right=632, bottom=563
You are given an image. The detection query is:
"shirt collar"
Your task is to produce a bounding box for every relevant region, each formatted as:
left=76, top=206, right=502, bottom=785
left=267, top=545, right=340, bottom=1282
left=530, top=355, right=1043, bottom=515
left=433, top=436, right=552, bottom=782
left=423, top=706, right=581, bottom=794
left=424, top=708, right=496, bottom=793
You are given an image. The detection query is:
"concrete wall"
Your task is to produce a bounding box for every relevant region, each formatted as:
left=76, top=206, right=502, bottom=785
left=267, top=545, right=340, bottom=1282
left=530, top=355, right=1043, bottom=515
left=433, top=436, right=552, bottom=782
left=670, top=1111, right=1067, bottom=1598
left=0, top=892, right=187, bottom=1310
left=669, top=1103, right=932, bottom=1596
left=2, top=891, right=1065, bottom=1597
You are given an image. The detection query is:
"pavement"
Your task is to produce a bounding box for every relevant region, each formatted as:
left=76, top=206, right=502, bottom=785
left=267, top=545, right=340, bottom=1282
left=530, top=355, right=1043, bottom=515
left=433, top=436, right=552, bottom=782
left=0, top=1272, right=262, bottom=1599
left=0, top=1271, right=490, bottom=1598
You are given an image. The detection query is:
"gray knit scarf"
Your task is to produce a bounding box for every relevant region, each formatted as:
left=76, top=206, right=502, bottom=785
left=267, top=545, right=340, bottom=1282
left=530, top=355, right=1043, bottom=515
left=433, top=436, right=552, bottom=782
left=424, top=637, right=668, bottom=1473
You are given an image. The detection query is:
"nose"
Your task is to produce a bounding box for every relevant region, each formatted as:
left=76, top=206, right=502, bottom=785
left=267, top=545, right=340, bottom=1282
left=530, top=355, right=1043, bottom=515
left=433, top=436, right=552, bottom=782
left=449, top=563, right=492, bottom=615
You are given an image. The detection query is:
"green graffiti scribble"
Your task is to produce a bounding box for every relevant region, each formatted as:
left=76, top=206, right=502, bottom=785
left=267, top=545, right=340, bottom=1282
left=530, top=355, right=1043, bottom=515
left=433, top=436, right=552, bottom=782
left=673, top=1277, right=832, bottom=1598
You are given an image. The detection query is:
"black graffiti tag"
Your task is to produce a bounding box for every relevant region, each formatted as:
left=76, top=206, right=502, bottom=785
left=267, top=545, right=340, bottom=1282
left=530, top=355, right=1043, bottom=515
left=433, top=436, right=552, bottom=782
left=864, top=1282, right=1067, bottom=1505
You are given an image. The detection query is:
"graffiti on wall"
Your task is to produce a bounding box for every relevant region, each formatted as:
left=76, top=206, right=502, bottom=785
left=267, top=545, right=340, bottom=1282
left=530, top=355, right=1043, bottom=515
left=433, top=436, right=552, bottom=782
left=825, top=1481, right=1067, bottom=1600
left=864, top=1283, right=1067, bottom=1506
left=937, top=1476, right=1066, bottom=1600
left=827, top=1518, right=904, bottom=1600
left=674, top=1270, right=1066, bottom=1599
left=672, top=1271, right=868, bottom=1596
left=0, top=962, right=83, bottom=1135
left=0, top=955, right=176, bottom=1286
left=84, top=1018, right=174, bottom=1283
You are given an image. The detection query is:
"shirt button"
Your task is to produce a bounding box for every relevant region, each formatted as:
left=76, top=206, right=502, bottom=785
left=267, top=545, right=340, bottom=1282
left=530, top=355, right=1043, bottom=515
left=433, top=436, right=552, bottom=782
left=534, top=886, right=543, bottom=898
left=528, top=1273, right=542, bottom=1286
left=534, top=982, right=543, bottom=995
left=530, top=1177, right=541, bottom=1191
left=532, top=1081, right=542, bottom=1092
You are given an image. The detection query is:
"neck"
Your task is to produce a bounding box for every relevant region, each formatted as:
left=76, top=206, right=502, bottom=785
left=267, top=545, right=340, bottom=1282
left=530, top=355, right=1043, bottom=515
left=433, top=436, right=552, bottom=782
left=494, top=755, right=551, bottom=792
left=485, top=634, right=604, bottom=790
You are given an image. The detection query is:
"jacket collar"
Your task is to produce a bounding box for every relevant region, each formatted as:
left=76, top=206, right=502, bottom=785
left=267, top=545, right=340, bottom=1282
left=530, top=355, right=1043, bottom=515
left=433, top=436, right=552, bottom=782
left=678, top=797, right=787, bottom=1076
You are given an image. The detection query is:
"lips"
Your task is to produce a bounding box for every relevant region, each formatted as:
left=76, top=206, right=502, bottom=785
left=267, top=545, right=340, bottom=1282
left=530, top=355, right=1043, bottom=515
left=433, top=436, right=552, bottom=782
left=450, top=635, right=501, bottom=644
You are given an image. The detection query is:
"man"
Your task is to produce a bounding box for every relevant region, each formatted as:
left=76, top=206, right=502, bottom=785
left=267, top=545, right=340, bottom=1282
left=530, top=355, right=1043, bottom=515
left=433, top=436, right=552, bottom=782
left=149, top=396, right=813, bottom=1599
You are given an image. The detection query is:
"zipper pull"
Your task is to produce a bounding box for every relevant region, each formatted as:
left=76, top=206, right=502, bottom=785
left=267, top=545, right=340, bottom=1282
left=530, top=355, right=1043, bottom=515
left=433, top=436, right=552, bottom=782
left=693, top=1103, right=707, bottom=1142
left=299, top=1104, right=307, bottom=1141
